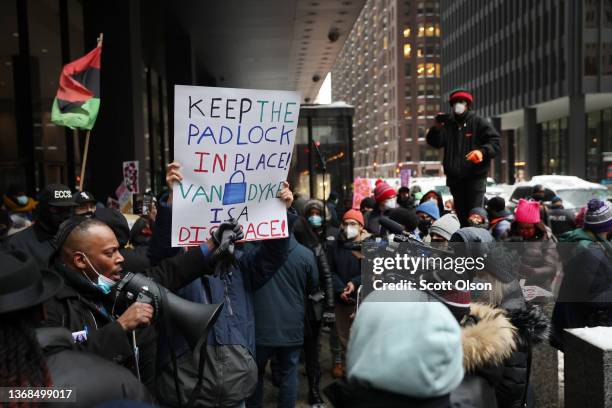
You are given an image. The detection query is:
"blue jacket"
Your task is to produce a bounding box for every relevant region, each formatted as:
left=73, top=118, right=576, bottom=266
left=150, top=198, right=294, bottom=365
left=253, top=235, right=319, bottom=347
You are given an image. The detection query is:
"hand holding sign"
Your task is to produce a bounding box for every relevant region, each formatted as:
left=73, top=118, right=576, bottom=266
left=166, top=161, right=183, bottom=205
left=277, top=181, right=293, bottom=209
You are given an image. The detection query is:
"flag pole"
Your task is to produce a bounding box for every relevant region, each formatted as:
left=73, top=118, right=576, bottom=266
left=77, top=33, right=102, bottom=191
left=79, top=130, right=91, bottom=191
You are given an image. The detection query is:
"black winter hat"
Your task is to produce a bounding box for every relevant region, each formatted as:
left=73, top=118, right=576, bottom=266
left=0, top=250, right=63, bottom=314
left=359, top=197, right=376, bottom=211
left=486, top=196, right=506, bottom=213
left=94, top=208, right=130, bottom=247
left=388, top=207, right=418, bottom=231
left=37, top=184, right=77, bottom=207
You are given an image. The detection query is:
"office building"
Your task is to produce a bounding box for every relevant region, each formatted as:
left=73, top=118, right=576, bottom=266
left=441, top=0, right=612, bottom=184
left=332, top=0, right=443, bottom=178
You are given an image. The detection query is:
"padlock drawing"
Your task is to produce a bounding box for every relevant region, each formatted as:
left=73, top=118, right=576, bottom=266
left=222, top=170, right=247, bottom=205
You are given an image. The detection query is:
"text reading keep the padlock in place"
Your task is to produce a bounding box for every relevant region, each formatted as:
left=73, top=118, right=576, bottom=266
left=171, top=86, right=300, bottom=246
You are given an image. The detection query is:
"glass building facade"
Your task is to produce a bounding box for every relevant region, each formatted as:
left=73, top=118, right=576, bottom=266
left=0, top=0, right=195, bottom=200
left=441, top=0, right=612, bottom=184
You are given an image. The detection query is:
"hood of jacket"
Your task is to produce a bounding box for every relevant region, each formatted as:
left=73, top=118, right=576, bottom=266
left=506, top=303, right=550, bottom=348
left=461, top=303, right=517, bottom=373
left=559, top=227, right=599, bottom=244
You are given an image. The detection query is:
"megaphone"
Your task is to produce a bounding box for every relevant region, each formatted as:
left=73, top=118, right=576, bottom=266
left=116, top=272, right=223, bottom=352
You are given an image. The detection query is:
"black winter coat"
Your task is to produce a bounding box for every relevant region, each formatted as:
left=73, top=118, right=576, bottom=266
left=458, top=303, right=549, bottom=408
left=5, top=223, right=55, bottom=268
left=42, top=246, right=213, bottom=386
left=552, top=238, right=612, bottom=350
left=327, top=231, right=373, bottom=301
left=426, top=111, right=501, bottom=181
left=292, top=216, right=336, bottom=310
left=324, top=379, right=453, bottom=408
left=547, top=208, right=576, bottom=237
left=37, top=327, right=153, bottom=407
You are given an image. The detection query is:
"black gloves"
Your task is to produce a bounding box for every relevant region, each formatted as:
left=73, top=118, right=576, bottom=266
left=212, top=219, right=244, bottom=247
left=210, top=219, right=244, bottom=270
left=435, top=112, right=449, bottom=125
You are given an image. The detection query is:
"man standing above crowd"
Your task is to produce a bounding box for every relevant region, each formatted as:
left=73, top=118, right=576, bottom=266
left=426, top=89, right=500, bottom=226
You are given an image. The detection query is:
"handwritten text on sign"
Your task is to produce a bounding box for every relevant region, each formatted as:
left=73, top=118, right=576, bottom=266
left=171, top=85, right=300, bottom=246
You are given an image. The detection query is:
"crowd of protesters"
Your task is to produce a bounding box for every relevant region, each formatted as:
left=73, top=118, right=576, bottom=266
left=1, top=83, right=611, bottom=408
left=1, top=161, right=612, bottom=408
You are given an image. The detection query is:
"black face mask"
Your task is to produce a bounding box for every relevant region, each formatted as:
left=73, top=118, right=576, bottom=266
left=418, top=219, right=432, bottom=234
left=550, top=204, right=563, bottom=210
left=38, top=206, right=72, bottom=233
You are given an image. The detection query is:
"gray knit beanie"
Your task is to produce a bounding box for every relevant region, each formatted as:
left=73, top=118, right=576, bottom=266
left=429, top=214, right=461, bottom=241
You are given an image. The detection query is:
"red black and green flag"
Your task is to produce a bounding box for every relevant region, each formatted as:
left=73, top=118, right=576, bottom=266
left=51, top=44, right=101, bottom=130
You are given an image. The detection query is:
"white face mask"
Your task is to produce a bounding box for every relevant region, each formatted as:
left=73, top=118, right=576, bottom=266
left=384, top=197, right=397, bottom=210
left=345, top=225, right=360, bottom=240
left=454, top=102, right=467, bottom=115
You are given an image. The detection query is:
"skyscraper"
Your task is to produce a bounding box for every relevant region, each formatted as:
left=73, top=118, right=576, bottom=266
left=332, top=0, right=443, bottom=178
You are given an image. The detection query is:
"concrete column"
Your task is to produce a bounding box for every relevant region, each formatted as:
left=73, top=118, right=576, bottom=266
left=490, top=117, right=502, bottom=180
left=83, top=0, right=145, bottom=200
left=564, top=327, right=612, bottom=408
left=568, top=94, right=586, bottom=179
left=524, top=107, right=539, bottom=178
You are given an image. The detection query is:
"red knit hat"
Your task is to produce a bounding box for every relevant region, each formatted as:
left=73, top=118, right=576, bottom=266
left=514, top=199, right=541, bottom=224
left=449, top=88, right=474, bottom=106
left=373, top=181, right=396, bottom=203
left=343, top=209, right=364, bottom=227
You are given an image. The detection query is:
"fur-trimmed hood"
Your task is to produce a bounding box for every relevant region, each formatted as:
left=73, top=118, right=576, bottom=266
left=461, top=303, right=551, bottom=373
left=506, top=303, right=550, bottom=347
left=461, top=303, right=517, bottom=372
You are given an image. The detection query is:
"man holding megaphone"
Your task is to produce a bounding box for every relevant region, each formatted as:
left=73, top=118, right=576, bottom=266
left=40, top=198, right=239, bottom=392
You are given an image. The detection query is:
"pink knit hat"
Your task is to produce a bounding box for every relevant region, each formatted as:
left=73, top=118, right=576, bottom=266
left=373, top=181, right=396, bottom=203
left=514, top=199, right=540, bottom=224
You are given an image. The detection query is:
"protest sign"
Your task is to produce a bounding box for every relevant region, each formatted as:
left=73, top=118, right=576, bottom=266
left=400, top=169, right=410, bottom=187
left=352, top=177, right=372, bottom=209
left=115, top=182, right=132, bottom=214
left=123, top=160, right=140, bottom=193
left=171, top=85, right=300, bottom=246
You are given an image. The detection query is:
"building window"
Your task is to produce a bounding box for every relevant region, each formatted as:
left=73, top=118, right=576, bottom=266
left=419, top=144, right=440, bottom=161
left=404, top=61, right=412, bottom=77
left=418, top=25, right=425, bottom=37
left=383, top=35, right=388, bottom=50
left=605, top=0, right=612, bottom=27
left=417, top=63, right=425, bottom=77
left=585, top=42, right=599, bottom=76
left=585, top=0, right=599, bottom=28
left=603, top=43, right=612, bottom=75
left=587, top=111, right=602, bottom=182
left=404, top=43, right=411, bottom=57
left=403, top=27, right=411, bottom=37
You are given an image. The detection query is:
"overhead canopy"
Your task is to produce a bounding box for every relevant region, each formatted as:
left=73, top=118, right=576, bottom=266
left=173, top=0, right=365, bottom=103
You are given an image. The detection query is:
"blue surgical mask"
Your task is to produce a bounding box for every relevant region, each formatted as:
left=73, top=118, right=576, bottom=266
left=308, top=215, right=323, bottom=227
left=16, top=195, right=28, bottom=206
left=78, top=252, right=116, bottom=295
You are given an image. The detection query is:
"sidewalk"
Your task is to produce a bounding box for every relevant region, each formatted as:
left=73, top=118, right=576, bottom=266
left=263, top=331, right=336, bottom=407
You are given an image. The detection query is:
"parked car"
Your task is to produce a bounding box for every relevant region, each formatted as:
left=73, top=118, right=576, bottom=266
left=507, top=175, right=608, bottom=212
